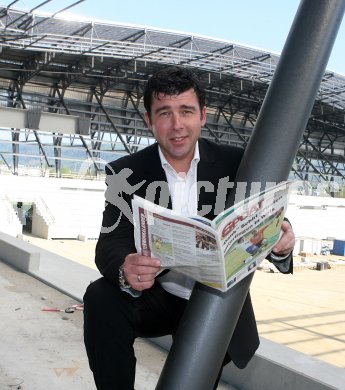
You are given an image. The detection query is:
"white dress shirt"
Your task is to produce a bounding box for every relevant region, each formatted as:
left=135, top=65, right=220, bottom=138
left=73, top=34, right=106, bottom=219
left=157, top=143, right=200, bottom=300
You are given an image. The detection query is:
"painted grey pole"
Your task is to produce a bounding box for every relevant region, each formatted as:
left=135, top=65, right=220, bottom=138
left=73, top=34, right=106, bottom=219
left=156, top=1, right=345, bottom=389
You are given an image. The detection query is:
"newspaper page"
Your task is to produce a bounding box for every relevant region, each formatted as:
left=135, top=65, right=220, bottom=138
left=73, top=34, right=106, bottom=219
left=132, top=181, right=291, bottom=292
left=132, top=197, right=226, bottom=289
left=212, top=181, right=291, bottom=290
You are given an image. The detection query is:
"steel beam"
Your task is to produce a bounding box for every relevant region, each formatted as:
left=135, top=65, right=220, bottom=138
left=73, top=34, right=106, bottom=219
left=11, top=129, right=19, bottom=175
left=93, top=90, right=132, bottom=154
left=53, top=135, right=62, bottom=178
left=156, top=1, right=345, bottom=389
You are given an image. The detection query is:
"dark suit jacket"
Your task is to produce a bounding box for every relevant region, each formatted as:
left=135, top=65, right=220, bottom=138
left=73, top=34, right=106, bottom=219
left=95, top=137, right=292, bottom=369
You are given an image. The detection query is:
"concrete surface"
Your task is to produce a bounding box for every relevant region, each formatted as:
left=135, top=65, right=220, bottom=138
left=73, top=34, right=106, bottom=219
left=154, top=335, right=345, bottom=390
left=1, top=232, right=345, bottom=389
left=22, top=233, right=345, bottom=369
left=0, top=260, right=94, bottom=390
left=0, top=249, right=233, bottom=390
left=224, top=337, right=345, bottom=390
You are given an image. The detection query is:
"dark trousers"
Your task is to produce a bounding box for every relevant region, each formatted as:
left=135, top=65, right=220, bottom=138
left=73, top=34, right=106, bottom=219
left=83, top=277, right=229, bottom=390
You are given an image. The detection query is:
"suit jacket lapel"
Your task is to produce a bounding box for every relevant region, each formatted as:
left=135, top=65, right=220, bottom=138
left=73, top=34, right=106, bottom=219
left=197, top=139, right=219, bottom=219
left=140, top=143, right=166, bottom=180
left=139, top=143, right=172, bottom=209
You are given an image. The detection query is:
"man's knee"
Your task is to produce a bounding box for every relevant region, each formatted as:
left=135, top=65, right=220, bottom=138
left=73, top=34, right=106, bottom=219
left=84, top=276, right=120, bottom=302
left=84, top=277, right=107, bottom=302
left=84, top=277, right=135, bottom=327
left=84, top=277, right=124, bottom=317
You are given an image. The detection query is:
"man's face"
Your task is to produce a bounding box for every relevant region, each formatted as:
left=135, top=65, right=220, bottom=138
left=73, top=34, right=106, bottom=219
left=145, top=88, right=206, bottom=172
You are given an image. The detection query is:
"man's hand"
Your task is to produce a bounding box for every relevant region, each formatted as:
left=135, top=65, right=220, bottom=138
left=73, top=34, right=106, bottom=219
left=272, top=220, right=295, bottom=256
left=122, top=253, right=161, bottom=291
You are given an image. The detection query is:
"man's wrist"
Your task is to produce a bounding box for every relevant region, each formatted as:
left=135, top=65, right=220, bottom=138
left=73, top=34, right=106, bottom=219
left=118, top=264, right=142, bottom=298
left=118, top=264, right=131, bottom=288
left=270, top=251, right=290, bottom=262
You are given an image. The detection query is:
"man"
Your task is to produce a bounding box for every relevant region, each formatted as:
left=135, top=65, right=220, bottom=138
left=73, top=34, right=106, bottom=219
left=83, top=66, right=295, bottom=389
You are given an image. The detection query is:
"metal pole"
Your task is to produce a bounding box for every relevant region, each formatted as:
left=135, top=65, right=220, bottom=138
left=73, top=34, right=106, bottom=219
left=156, top=1, right=345, bottom=389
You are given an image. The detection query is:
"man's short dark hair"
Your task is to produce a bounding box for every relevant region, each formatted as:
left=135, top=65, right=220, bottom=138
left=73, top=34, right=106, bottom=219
left=143, top=66, right=206, bottom=117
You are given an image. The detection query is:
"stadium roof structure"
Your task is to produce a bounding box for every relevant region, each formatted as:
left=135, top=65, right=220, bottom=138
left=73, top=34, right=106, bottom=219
left=0, top=3, right=345, bottom=186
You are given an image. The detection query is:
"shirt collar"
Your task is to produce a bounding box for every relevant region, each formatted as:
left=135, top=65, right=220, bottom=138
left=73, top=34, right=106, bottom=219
left=158, top=141, right=200, bottom=173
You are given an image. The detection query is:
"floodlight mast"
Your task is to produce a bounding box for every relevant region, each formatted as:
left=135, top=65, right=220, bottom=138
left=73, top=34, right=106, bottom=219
left=156, top=0, right=345, bottom=389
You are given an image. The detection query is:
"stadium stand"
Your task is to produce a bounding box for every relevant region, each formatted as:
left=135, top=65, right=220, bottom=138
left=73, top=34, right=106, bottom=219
left=0, top=175, right=105, bottom=239
left=0, top=4, right=344, bottom=187
left=0, top=194, right=22, bottom=237
left=2, top=170, right=345, bottom=256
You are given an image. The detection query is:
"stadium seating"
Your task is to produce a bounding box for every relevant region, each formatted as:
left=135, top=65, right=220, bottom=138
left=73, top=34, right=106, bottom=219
left=1, top=175, right=345, bottom=248
left=0, top=175, right=105, bottom=240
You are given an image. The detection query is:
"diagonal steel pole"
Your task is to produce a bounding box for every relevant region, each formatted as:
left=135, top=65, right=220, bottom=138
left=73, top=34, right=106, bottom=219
left=156, top=1, right=345, bottom=389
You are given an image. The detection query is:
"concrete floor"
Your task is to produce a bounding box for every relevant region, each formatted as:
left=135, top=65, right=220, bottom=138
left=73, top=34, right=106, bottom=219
left=0, top=260, right=95, bottom=390
left=22, top=233, right=345, bottom=369
left=251, top=266, right=345, bottom=368
left=0, top=252, right=234, bottom=390
left=2, top=232, right=343, bottom=390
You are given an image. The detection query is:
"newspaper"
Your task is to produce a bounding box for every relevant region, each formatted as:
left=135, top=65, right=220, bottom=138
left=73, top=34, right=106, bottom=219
left=132, top=181, right=291, bottom=292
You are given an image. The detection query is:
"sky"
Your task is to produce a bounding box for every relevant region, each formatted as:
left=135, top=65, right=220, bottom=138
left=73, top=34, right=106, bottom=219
left=7, top=0, right=345, bottom=75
